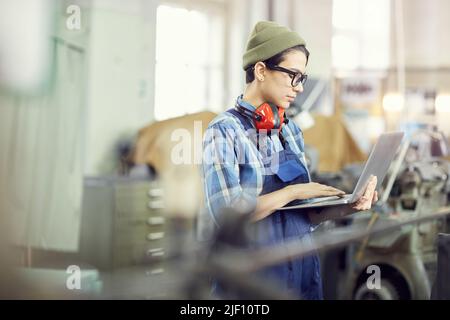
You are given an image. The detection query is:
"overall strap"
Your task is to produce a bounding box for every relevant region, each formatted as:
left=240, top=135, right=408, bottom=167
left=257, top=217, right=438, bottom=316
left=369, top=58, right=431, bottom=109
left=226, top=108, right=255, bottom=131
left=226, top=108, right=262, bottom=150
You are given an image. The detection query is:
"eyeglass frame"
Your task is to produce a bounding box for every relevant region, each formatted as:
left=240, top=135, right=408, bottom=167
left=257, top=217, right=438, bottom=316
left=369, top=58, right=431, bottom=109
left=263, top=63, right=308, bottom=87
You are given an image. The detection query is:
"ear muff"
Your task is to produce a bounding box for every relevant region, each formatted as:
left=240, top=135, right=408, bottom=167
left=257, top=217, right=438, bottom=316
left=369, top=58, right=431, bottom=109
left=235, top=100, right=289, bottom=132
left=253, top=102, right=281, bottom=131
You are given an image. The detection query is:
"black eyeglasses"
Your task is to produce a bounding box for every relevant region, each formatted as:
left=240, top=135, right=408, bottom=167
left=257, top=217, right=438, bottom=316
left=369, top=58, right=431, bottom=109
left=265, top=63, right=308, bottom=87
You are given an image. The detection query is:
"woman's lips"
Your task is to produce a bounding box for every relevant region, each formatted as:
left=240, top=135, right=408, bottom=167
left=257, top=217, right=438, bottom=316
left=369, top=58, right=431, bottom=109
left=287, top=96, right=295, bottom=102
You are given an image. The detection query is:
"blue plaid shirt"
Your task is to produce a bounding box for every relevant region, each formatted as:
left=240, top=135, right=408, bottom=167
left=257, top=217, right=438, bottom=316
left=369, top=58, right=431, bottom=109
left=201, top=100, right=310, bottom=229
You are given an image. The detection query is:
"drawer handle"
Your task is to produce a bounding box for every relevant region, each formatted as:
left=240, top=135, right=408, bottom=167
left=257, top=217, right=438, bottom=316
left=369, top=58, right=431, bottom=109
left=148, top=189, right=164, bottom=197
left=147, top=200, right=165, bottom=209
left=147, top=217, right=165, bottom=225
left=146, top=268, right=164, bottom=275
left=150, top=251, right=164, bottom=257
left=147, top=232, right=164, bottom=240
left=147, top=247, right=164, bottom=255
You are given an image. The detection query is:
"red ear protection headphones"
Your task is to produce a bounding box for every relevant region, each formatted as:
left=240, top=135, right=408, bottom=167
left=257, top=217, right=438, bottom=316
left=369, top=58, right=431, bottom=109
left=235, top=101, right=289, bottom=132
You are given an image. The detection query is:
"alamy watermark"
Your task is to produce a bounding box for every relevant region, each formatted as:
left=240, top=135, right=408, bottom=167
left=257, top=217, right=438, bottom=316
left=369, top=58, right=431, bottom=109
left=66, top=265, right=81, bottom=290
left=366, top=264, right=381, bottom=290
left=66, top=5, right=81, bottom=30
left=169, top=121, right=282, bottom=174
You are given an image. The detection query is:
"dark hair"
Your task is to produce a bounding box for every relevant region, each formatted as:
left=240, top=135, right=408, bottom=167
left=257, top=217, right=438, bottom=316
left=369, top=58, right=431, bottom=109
left=245, top=45, right=310, bottom=84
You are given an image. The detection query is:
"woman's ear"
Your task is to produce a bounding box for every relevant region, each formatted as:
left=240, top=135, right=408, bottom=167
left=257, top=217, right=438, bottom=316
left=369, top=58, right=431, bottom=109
left=254, top=61, right=266, bottom=81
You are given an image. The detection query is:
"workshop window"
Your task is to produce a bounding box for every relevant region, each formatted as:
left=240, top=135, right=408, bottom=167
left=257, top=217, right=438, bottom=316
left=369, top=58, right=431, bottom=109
left=154, top=4, right=225, bottom=121
left=332, top=0, right=390, bottom=70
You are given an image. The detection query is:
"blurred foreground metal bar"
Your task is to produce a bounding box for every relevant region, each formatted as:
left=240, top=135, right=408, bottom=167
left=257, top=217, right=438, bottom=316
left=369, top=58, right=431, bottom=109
left=94, top=207, right=450, bottom=299
left=212, top=206, right=450, bottom=274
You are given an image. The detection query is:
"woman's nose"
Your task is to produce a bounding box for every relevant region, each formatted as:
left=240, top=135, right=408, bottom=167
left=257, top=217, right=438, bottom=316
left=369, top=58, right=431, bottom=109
left=293, top=83, right=303, bottom=93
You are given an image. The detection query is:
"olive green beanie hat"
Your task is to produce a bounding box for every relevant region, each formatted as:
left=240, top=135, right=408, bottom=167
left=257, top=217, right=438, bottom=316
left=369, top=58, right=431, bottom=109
left=242, top=21, right=306, bottom=71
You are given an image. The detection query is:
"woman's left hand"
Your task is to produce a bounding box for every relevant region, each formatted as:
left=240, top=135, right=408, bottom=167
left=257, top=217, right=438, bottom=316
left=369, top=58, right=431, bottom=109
left=351, top=175, right=378, bottom=211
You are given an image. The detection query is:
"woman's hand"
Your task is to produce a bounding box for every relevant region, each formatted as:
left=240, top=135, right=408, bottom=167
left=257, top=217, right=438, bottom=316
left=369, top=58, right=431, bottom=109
left=351, top=175, right=378, bottom=211
left=253, top=182, right=345, bottom=222
left=307, top=175, right=379, bottom=224
left=286, top=182, right=346, bottom=201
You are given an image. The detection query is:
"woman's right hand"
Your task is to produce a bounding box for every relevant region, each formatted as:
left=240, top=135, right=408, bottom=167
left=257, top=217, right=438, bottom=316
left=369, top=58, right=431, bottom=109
left=286, top=182, right=346, bottom=201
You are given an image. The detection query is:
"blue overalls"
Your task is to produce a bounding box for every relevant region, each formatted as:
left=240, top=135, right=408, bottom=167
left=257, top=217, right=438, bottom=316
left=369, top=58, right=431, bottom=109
left=224, top=108, right=323, bottom=300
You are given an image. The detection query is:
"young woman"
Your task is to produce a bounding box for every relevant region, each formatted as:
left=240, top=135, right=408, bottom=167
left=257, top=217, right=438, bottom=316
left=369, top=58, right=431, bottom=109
left=202, top=21, right=378, bottom=299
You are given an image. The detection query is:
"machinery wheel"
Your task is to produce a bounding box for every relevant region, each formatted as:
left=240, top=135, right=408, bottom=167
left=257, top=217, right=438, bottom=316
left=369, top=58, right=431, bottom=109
left=354, top=279, right=400, bottom=300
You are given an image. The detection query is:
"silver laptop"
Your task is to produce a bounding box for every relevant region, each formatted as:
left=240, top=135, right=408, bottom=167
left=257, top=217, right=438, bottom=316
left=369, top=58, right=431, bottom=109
left=279, top=131, right=404, bottom=210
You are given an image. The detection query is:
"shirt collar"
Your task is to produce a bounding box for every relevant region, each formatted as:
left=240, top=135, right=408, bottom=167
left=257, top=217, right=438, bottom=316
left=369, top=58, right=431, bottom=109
left=236, top=94, right=256, bottom=112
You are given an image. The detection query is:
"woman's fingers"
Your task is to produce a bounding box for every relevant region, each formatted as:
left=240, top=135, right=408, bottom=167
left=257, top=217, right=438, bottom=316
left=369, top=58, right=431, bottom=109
left=325, top=189, right=345, bottom=197
left=292, top=182, right=346, bottom=199
left=327, top=190, right=345, bottom=196
left=290, top=182, right=347, bottom=200
left=353, top=176, right=378, bottom=211
left=312, top=184, right=345, bottom=197
left=364, top=176, right=377, bottom=196
left=354, top=199, right=370, bottom=211
left=354, top=198, right=369, bottom=211
left=372, top=190, right=378, bottom=204
left=325, top=185, right=345, bottom=194
left=352, top=176, right=378, bottom=210
left=361, top=176, right=377, bottom=200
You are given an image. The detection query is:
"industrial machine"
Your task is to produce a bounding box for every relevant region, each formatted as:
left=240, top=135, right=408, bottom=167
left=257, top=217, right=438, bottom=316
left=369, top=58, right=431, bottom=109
left=316, top=127, right=450, bottom=300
